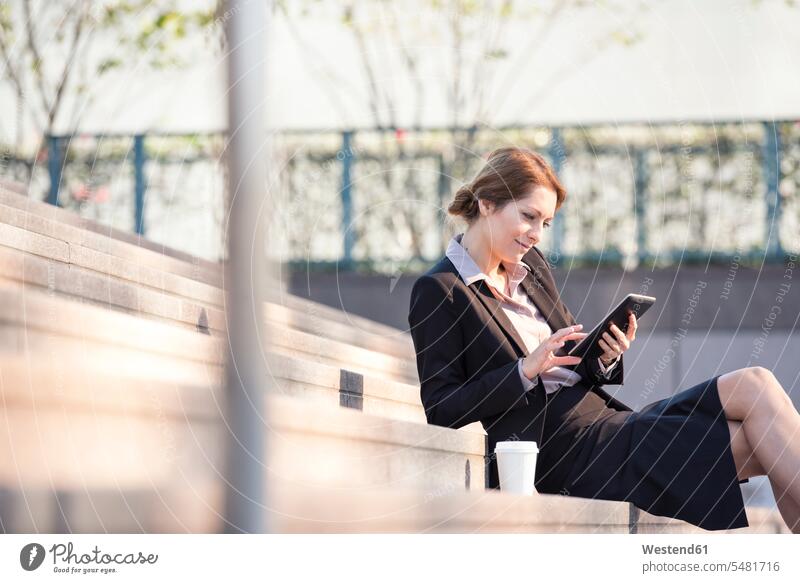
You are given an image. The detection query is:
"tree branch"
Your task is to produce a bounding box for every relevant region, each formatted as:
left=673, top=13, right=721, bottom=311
left=47, top=0, right=88, bottom=130
left=22, top=0, right=53, bottom=123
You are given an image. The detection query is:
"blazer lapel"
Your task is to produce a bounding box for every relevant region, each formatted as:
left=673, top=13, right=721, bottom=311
left=441, top=254, right=570, bottom=358
left=468, top=279, right=529, bottom=357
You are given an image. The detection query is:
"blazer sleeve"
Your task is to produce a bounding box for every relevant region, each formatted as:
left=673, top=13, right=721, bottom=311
left=408, top=275, right=533, bottom=429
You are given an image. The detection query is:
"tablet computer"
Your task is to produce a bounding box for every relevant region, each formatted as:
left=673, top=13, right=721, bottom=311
left=566, top=293, right=656, bottom=360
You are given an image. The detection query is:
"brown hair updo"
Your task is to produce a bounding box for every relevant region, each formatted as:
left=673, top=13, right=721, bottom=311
left=447, top=146, right=566, bottom=224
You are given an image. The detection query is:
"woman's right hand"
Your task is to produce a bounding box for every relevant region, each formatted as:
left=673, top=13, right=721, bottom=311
left=521, top=324, right=589, bottom=380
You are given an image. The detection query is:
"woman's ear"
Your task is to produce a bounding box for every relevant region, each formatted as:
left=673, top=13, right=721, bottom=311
left=478, top=198, right=494, bottom=216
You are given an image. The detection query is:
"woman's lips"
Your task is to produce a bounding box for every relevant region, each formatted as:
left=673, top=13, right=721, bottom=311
left=515, top=239, right=531, bottom=251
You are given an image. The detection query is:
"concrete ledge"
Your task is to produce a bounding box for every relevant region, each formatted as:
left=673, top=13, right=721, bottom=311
left=0, top=246, right=418, bottom=381
left=0, top=281, right=222, bottom=365
left=0, top=283, right=469, bottom=432
left=635, top=507, right=790, bottom=534
left=268, top=324, right=418, bottom=384
left=0, top=187, right=222, bottom=285
left=0, top=285, right=434, bottom=418
left=0, top=348, right=480, bottom=438
left=0, top=198, right=414, bottom=358
left=263, top=300, right=413, bottom=360
left=0, top=483, right=785, bottom=534
left=0, top=389, right=486, bottom=496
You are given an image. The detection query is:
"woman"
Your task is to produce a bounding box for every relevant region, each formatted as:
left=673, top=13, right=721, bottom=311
left=407, top=146, right=800, bottom=532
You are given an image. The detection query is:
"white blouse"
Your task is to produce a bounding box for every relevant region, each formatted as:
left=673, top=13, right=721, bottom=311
left=446, top=233, right=619, bottom=394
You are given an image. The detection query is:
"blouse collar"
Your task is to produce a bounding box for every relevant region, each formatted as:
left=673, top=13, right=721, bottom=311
left=445, top=232, right=531, bottom=297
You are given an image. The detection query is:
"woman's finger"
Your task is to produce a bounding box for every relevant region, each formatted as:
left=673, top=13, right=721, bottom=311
left=602, top=332, right=621, bottom=352
left=551, top=356, right=583, bottom=367
left=610, top=326, right=629, bottom=349
left=609, top=324, right=627, bottom=346
left=556, top=325, right=583, bottom=339
left=628, top=312, right=637, bottom=339
left=598, top=338, right=616, bottom=358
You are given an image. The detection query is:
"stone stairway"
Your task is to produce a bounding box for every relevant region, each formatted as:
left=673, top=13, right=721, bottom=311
left=0, top=184, right=787, bottom=533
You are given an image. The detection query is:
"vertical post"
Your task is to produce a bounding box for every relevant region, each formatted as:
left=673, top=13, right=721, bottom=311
left=437, top=151, right=451, bottom=255
left=548, top=128, right=566, bottom=264
left=223, top=0, right=270, bottom=533
left=134, top=135, right=146, bottom=235
left=634, top=149, right=649, bottom=264
left=762, top=121, right=783, bottom=260
left=341, top=130, right=355, bottom=267
left=47, top=135, right=63, bottom=206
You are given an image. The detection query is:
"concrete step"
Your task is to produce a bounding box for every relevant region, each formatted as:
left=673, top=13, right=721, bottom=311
left=0, top=181, right=220, bottom=271
left=0, top=242, right=225, bottom=334
left=0, top=190, right=409, bottom=343
left=0, top=187, right=406, bottom=356
left=0, top=250, right=418, bottom=384
left=278, top=291, right=411, bottom=348
left=0, top=183, right=222, bottom=286
left=0, top=480, right=785, bottom=533
left=0, top=208, right=415, bottom=362
left=0, top=282, right=481, bottom=434
left=267, top=325, right=417, bottom=384
left=263, top=299, right=414, bottom=361
left=0, top=360, right=487, bottom=498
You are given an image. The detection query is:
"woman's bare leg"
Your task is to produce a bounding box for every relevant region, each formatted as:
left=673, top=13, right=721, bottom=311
left=728, top=419, right=800, bottom=533
left=717, top=367, right=800, bottom=521
left=769, top=475, right=800, bottom=533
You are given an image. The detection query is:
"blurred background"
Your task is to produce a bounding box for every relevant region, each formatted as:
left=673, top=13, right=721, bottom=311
left=1, top=0, right=799, bottom=531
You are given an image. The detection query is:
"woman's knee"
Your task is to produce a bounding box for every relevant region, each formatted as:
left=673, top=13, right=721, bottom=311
left=748, top=366, right=793, bottom=409
left=718, top=366, right=786, bottom=420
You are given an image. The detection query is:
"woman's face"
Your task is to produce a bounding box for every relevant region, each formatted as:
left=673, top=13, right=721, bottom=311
left=479, top=185, right=557, bottom=263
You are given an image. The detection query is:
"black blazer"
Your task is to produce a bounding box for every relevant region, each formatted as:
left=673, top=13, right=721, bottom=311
left=407, top=245, right=633, bottom=489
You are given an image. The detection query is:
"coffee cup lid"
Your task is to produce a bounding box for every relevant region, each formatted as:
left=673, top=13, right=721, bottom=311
left=494, top=440, right=539, bottom=452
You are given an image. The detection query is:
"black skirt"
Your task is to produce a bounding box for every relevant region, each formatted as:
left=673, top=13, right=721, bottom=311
left=533, top=374, right=750, bottom=531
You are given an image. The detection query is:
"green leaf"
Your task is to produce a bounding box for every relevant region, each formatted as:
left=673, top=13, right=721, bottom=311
left=97, top=58, right=122, bottom=74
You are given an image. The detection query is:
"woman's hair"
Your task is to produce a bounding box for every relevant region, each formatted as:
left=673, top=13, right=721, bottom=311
left=447, top=146, right=566, bottom=224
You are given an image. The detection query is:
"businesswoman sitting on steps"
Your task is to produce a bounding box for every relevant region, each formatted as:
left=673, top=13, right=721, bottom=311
left=407, top=146, right=800, bottom=532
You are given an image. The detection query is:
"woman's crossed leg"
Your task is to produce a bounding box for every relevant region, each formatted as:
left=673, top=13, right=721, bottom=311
left=718, top=367, right=800, bottom=533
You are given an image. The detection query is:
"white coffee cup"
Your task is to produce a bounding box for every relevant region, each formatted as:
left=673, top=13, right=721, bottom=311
left=494, top=440, right=539, bottom=495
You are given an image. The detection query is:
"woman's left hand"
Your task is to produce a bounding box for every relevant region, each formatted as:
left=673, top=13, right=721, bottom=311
left=598, top=311, right=637, bottom=365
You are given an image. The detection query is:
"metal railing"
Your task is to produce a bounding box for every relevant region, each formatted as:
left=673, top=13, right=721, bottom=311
left=3, top=120, right=796, bottom=269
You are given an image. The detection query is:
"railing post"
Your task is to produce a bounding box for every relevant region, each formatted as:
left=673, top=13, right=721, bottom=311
left=341, top=130, right=355, bottom=268
left=762, top=121, right=783, bottom=260
left=47, top=135, right=63, bottom=206
left=437, top=151, right=451, bottom=254
left=133, top=134, right=146, bottom=235
left=634, top=149, right=649, bottom=264
left=547, top=128, right=566, bottom=265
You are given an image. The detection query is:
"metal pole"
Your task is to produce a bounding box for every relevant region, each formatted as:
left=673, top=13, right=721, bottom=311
left=133, top=135, right=146, bottom=235
left=548, top=128, right=565, bottom=265
left=222, top=0, right=270, bottom=534
left=634, top=149, right=649, bottom=264
left=437, top=151, right=451, bottom=254
left=762, top=121, right=783, bottom=260
left=341, top=130, right=355, bottom=267
left=47, top=135, right=62, bottom=206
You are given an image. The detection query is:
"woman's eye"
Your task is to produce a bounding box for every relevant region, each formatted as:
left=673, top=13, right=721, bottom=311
left=525, top=213, right=551, bottom=228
